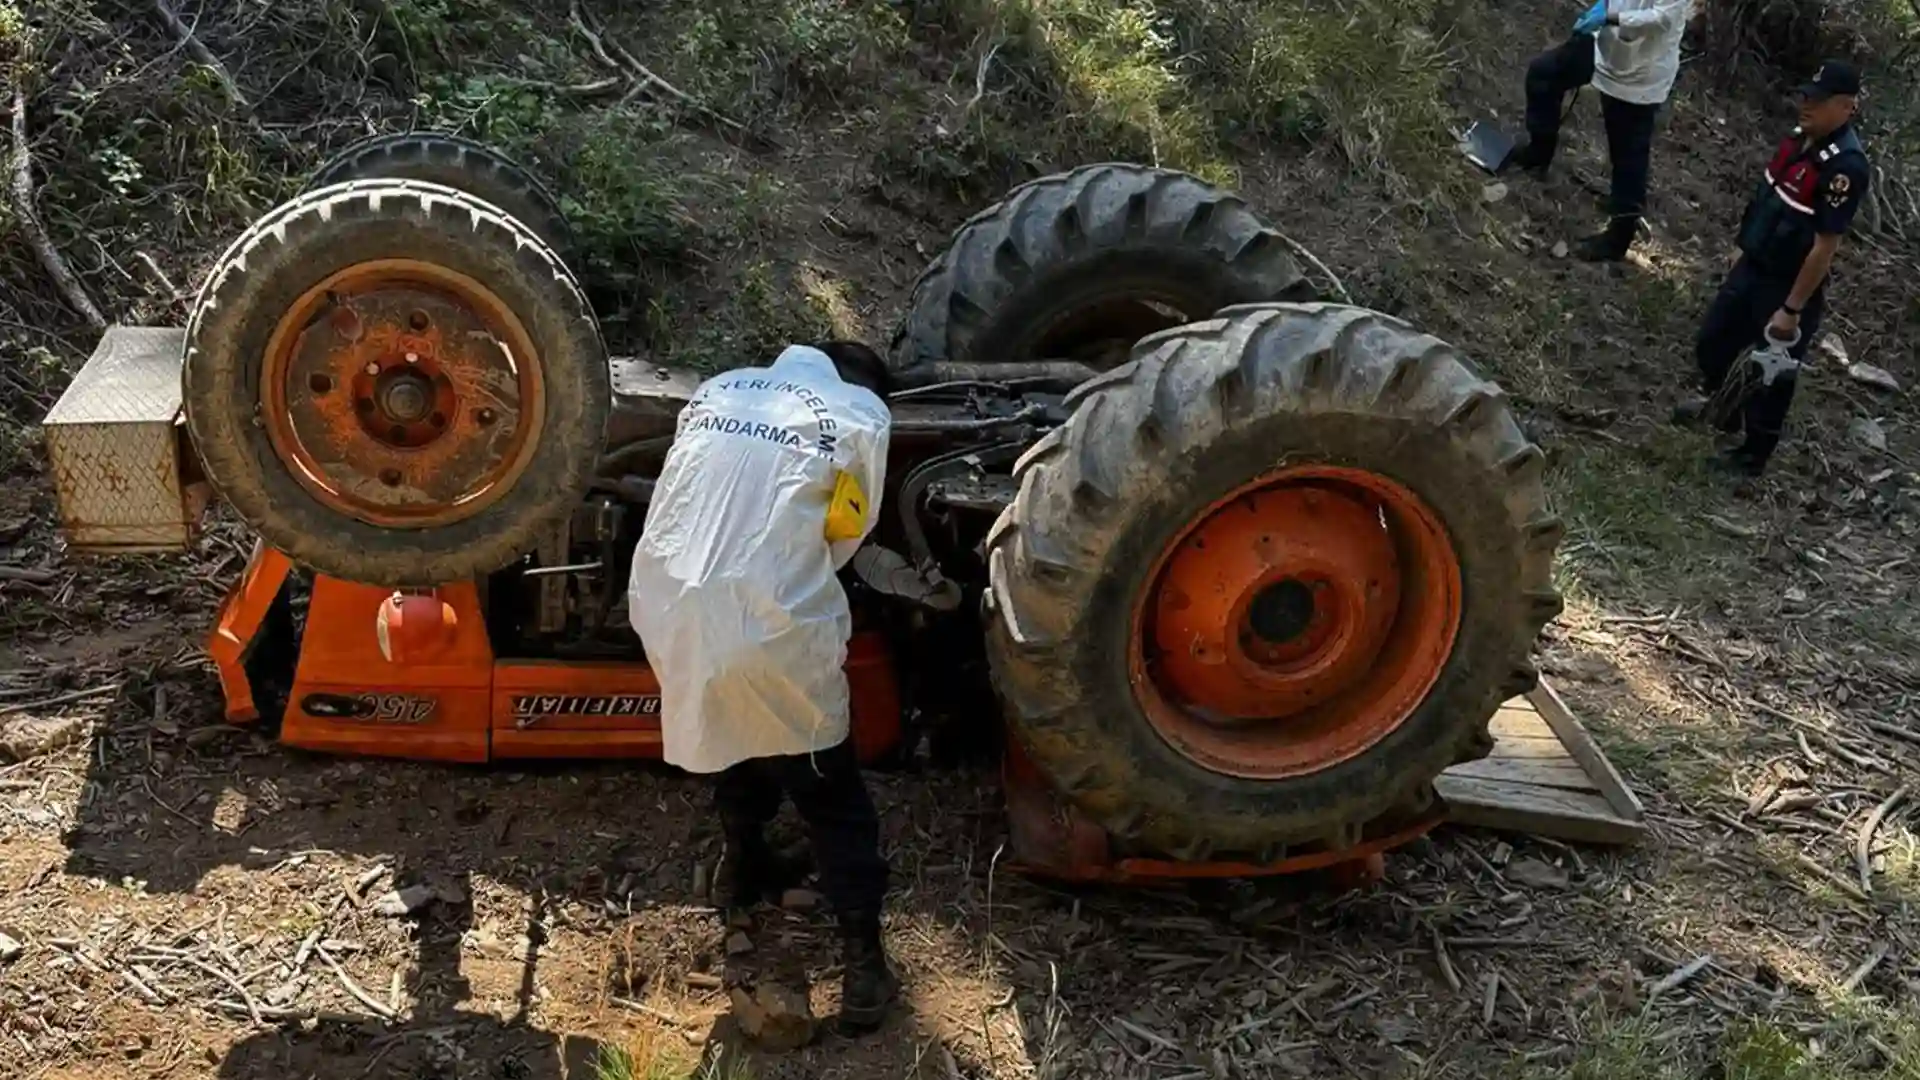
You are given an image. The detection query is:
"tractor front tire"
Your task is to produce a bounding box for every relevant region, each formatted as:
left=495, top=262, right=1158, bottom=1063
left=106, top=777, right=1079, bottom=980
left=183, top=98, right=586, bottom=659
left=983, top=303, right=1565, bottom=860
left=889, top=163, right=1317, bottom=374
left=184, top=179, right=609, bottom=586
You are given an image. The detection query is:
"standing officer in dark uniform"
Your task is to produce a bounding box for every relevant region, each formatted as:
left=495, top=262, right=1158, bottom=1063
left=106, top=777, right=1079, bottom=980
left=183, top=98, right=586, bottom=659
left=1677, top=60, right=1868, bottom=476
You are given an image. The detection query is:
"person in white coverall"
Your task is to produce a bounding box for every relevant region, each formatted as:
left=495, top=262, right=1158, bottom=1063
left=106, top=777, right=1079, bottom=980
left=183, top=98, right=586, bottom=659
left=627, top=341, right=898, bottom=1033
left=1505, top=0, right=1694, bottom=261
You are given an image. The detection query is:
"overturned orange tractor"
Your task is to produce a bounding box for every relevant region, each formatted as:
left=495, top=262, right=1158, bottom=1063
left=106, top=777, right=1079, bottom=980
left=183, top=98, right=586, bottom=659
left=43, top=134, right=1563, bottom=885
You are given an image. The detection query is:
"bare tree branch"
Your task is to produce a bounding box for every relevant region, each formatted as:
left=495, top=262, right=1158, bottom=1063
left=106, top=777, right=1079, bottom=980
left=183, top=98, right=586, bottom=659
left=8, top=88, right=107, bottom=333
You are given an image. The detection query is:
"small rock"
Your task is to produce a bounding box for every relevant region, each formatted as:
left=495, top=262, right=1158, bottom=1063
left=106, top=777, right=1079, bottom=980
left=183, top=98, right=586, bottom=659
left=729, top=980, right=816, bottom=1051
left=1506, top=857, right=1569, bottom=890
left=1817, top=335, right=1849, bottom=365
left=1551, top=240, right=1571, bottom=259
left=1482, top=182, right=1510, bottom=203
left=779, top=888, right=822, bottom=912
left=1848, top=416, right=1888, bottom=452
left=1489, top=841, right=1513, bottom=867
left=373, top=885, right=437, bottom=918
left=726, top=931, right=755, bottom=956
left=0, top=931, right=23, bottom=962
left=0, top=715, right=87, bottom=762
left=1845, top=362, right=1901, bottom=393
left=1784, top=585, right=1809, bottom=606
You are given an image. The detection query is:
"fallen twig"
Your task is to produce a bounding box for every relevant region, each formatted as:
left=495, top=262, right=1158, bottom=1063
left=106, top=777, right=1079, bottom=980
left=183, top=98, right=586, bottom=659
left=9, top=89, right=107, bottom=331
left=1860, top=718, right=1920, bottom=746
left=1856, top=786, right=1908, bottom=894
left=1791, top=851, right=1871, bottom=903
left=316, top=946, right=396, bottom=1020
left=136, top=952, right=264, bottom=1025
left=567, top=0, right=752, bottom=139
left=1841, top=942, right=1890, bottom=995
left=0, top=683, right=119, bottom=717
left=150, top=0, right=250, bottom=111
left=1277, top=231, right=1353, bottom=304
left=1647, top=954, right=1713, bottom=999
left=0, top=565, right=59, bottom=584
left=1431, top=925, right=1462, bottom=992
left=1480, top=972, right=1499, bottom=1026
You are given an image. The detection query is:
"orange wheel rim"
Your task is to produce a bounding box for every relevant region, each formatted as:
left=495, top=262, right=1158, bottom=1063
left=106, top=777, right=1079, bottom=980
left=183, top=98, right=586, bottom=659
left=259, top=260, right=546, bottom=528
left=1128, top=466, right=1463, bottom=780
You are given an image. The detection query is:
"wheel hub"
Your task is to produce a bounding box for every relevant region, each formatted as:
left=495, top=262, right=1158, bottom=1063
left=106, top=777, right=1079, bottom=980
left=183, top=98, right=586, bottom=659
left=261, top=260, right=545, bottom=526
left=1131, top=466, right=1463, bottom=780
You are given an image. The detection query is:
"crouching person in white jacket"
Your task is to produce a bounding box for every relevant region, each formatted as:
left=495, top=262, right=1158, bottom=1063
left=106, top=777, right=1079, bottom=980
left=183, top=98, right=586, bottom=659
left=628, top=341, right=897, bottom=1034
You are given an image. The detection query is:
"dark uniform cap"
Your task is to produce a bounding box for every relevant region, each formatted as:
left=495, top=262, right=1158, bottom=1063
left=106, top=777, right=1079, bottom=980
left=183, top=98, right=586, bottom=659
left=1800, top=60, right=1861, bottom=100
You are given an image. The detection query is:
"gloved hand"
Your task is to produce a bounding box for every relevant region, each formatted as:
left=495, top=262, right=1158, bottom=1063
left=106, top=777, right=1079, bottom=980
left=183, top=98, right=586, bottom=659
left=1572, top=0, right=1607, bottom=34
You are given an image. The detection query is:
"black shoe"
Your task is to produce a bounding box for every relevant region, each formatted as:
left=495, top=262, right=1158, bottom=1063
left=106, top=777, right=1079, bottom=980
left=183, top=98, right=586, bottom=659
left=1574, top=220, right=1638, bottom=263
left=720, top=838, right=813, bottom=914
left=836, top=916, right=898, bottom=1034
left=1503, top=138, right=1554, bottom=176
left=1710, top=445, right=1768, bottom=478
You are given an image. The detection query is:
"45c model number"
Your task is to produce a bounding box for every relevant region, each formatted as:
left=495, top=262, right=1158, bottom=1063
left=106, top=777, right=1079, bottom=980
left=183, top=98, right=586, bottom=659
left=301, top=692, right=438, bottom=724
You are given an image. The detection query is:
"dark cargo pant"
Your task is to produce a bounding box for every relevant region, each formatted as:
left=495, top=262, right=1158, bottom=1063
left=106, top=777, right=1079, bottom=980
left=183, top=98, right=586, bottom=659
left=1695, top=255, right=1825, bottom=465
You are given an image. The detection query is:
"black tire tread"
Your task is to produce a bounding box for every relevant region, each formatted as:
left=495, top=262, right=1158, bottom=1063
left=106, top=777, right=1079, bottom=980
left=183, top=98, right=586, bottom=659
left=184, top=178, right=609, bottom=586
left=888, top=163, right=1313, bottom=373
left=983, top=302, right=1564, bottom=857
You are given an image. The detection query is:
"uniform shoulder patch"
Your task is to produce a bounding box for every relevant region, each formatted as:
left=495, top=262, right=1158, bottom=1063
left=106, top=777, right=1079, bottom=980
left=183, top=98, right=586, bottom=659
left=1828, top=171, right=1854, bottom=208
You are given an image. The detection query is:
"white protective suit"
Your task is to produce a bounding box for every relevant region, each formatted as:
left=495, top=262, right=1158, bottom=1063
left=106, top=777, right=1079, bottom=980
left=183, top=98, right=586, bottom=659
left=1590, top=0, right=1693, bottom=106
left=627, top=345, right=891, bottom=775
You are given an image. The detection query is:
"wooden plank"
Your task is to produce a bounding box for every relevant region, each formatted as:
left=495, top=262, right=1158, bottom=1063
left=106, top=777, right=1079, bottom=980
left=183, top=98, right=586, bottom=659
left=1528, top=679, right=1646, bottom=824
left=1488, top=703, right=1548, bottom=738
left=1434, top=773, right=1645, bottom=846
left=1446, top=755, right=1598, bottom=792
left=1485, top=734, right=1572, bottom=760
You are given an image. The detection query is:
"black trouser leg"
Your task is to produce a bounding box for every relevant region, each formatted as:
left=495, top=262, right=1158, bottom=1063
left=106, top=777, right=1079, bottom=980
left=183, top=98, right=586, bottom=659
left=1523, top=34, right=1597, bottom=160
left=1743, top=288, right=1823, bottom=463
left=713, top=758, right=781, bottom=864
left=1695, top=258, right=1763, bottom=394
left=1600, top=92, right=1659, bottom=227
left=776, top=739, right=889, bottom=925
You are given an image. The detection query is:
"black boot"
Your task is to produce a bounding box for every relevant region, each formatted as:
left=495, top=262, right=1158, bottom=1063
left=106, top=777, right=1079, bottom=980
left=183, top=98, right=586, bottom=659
left=1503, top=136, right=1555, bottom=176
left=837, top=915, right=897, bottom=1034
left=1711, top=444, right=1769, bottom=478
left=1574, top=216, right=1638, bottom=262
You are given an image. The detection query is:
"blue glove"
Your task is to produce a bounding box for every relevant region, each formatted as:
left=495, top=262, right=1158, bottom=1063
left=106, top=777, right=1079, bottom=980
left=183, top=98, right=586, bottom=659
left=1572, top=0, right=1606, bottom=34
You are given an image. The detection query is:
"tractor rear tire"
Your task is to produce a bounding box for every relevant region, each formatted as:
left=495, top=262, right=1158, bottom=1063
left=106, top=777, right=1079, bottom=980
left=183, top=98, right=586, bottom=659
left=983, top=303, right=1565, bottom=860
left=184, top=179, right=609, bottom=586
left=888, top=164, right=1317, bottom=374
left=306, top=131, right=580, bottom=271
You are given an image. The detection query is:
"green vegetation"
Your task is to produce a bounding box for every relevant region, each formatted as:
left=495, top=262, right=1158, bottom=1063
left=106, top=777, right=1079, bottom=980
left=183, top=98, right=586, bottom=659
left=1514, top=1012, right=1919, bottom=1080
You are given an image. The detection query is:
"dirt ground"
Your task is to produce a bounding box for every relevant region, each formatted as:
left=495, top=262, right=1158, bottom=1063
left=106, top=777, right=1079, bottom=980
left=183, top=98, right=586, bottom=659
left=3, top=1, right=1919, bottom=1078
